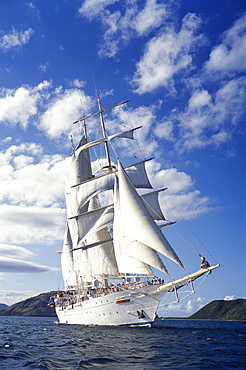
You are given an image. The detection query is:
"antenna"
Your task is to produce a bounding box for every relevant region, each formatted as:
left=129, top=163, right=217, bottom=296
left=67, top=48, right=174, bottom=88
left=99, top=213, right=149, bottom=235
left=91, top=71, right=99, bottom=97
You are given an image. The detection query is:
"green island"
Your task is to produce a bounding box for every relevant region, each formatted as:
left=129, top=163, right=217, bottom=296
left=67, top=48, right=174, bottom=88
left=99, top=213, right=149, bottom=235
left=0, top=292, right=56, bottom=317
left=189, top=298, right=246, bottom=320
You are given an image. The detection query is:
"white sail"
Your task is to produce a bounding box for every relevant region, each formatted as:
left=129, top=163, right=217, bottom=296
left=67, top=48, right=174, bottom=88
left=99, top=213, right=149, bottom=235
left=72, top=138, right=93, bottom=186
left=76, top=127, right=142, bottom=153
left=74, top=205, right=111, bottom=242
left=108, top=126, right=141, bottom=140
left=125, top=161, right=152, bottom=188
left=113, top=172, right=153, bottom=274
left=113, top=168, right=168, bottom=275
left=77, top=173, right=115, bottom=209
left=80, top=205, right=114, bottom=243
left=62, top=135, right=94, bottom=286
left=141, top=190, right=166, bottom=220
left=84, top=197, right=118, bottom=282
left=115, top=161, right=184, bottom=268
left=76, top=161, right=152, bottom=210
left=123, top=238, right=169, bottom=275
left=61, top=224, right=77, bottom=289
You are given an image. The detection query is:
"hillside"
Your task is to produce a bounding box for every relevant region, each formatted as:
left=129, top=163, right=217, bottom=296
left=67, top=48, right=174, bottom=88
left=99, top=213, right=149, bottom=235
left=0, top=292, right=56, bottom=317
left=0, top=303, right=8, bottom=310
left=189, top=299, right=246, bottom=320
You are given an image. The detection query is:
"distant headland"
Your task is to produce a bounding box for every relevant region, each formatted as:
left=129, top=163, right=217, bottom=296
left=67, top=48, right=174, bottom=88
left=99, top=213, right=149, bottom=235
left=0, top=292, right=56, bottom=317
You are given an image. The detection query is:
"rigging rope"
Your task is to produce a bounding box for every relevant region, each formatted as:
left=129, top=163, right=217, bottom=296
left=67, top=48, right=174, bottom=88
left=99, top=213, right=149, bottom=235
left=126, top=272, right=211, bottom=314
left=163, top=193, right=218, bottom=265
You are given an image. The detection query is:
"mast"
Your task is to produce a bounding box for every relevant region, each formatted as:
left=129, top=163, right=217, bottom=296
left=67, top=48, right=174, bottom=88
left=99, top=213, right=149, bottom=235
left=83, top=121, right=87, bottom=139
left=73, top=95, right=130, bottom=172
left=97, top=94, right=112, bottom=171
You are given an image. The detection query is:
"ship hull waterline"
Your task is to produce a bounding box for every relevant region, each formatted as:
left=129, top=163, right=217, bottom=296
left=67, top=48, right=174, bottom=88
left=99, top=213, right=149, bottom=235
left=55, top=284, right=166, bottom=326
left=55, top=265, right=219, bottom=326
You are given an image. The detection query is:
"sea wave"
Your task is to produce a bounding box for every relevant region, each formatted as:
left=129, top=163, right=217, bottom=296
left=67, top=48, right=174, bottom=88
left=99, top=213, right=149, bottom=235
left=0, top=317, right=245, bottom=369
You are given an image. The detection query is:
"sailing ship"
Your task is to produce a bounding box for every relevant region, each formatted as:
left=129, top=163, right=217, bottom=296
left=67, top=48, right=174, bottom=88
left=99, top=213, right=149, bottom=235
left=53, top=95, right=219, bottom=326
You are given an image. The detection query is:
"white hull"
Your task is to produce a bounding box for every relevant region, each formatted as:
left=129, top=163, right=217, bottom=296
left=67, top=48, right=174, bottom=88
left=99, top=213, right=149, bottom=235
left=55, top=265, right=220, bottom=326
left=55, top=284, right=167, bottom=326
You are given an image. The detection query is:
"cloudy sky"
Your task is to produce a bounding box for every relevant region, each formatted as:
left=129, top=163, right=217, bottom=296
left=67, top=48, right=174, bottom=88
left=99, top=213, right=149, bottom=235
left=0, top=0, right=245, bottom=316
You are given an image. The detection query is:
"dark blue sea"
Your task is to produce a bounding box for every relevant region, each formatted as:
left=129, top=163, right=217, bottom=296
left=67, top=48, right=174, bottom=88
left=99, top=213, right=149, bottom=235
left=0, top=317, right=245, bottom=369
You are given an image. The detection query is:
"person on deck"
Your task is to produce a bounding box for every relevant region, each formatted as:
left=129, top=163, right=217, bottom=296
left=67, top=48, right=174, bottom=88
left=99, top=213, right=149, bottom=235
left=200, top=256, right=210, bottom=269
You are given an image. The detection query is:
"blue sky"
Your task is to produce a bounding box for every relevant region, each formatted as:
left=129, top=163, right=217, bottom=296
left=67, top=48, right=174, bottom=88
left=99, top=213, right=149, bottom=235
left=0, top=0, right=245, bottom=316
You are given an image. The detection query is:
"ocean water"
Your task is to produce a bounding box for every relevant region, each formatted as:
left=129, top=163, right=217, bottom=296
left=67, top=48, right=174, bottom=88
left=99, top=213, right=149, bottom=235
left=0, top=317, right=245, bottom=369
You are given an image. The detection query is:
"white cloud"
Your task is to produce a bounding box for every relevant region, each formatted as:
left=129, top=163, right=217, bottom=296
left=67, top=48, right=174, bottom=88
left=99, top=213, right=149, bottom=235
left=79, top=0, right=169, bottom=58
left=0, top=205, right=65, bottom=244
left=132, top=13, right=204, bottom=94
left=147, top=162, right=212, bottom=220
left=0, top=256, right=55, bottom=273
left=106, top=103, right=160, bottom=158
left=13, top=155, right=34, bottom=170
left=154, top=120, right=174, bottom=141
left=186, top=297, right=205, bottom=314
left=188, top=90, right=211, bottom=109
left=0, top=81, right=93, bottom=138
left=39, top=89, right=92, bottom=138
left=26, top=2, right=40, bottom=18
left=179, top=78, right=246, bottom=151
left=70, top=79, right=86, bottom=88
left=0, top=156, right=67, bottom=207
left=134, top=0, right=168, bottom=36
left=153, top=167, right=194, bottom=194
left=156, top=77, right=246, bottom=152
left=224, top=295, right=237, bottom=301
left=0, top=142, right=67, bottom=245
left=0, top=141, right=68, bottom=207
left=0, top=142, right=43, bottom=165
left=0, top=290, right=39, bottom=306
left=39, top=62, right=49, bottom=72
left=0, top=81, right=51, bottom=129
left=205, top=15, right=246, bottom=73
left=159, top=296, right=206, bottom=317
left=0, top=244, right=34, bottom=258
left=1, top=136, right=12, bottom=144
left=0, top=27, right=34, bottom=51
left=78, top=0, right=118, bottom=20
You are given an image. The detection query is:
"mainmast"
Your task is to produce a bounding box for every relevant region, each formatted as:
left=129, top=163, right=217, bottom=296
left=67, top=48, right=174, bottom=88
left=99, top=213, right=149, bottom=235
left=73, top=95, right=131, bottom=172
left=97, top=95, right=112, bottom=171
